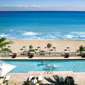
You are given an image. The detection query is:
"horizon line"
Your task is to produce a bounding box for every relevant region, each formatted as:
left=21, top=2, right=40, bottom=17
left=0, top=10, right=85, bottom=11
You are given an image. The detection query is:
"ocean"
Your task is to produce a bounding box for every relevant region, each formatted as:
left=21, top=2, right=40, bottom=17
left=0, top=11, right=85, bottom=40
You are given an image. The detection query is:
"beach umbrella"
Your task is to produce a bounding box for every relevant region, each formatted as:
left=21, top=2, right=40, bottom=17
left=37, top=46, right=41, bottom=52
left=37, top=46, right=40, bottom=48
left=23, top=46, right=26, bottom=51
left=53, top=47, right=56, bottom=49
left=67, top=47, right=70, bottom=49
left=23, top=46, right=26, bottom=48
left=0, top=62, right=16, bottom=77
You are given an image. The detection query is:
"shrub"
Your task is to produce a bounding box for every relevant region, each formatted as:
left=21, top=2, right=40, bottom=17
left=40, top=53, right=45, bottom=55
left=21, top=53, right=26, bottom=55
left=29, top=49, right=35, bottom=53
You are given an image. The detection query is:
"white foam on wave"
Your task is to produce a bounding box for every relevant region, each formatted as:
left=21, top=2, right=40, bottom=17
left=74, top=36, right=79, bottom=37
left=10, top=29, right=13, bottom=31
left=22, top=32, right=38, bottom=35
left=80, top=35, right=85, bottom=37
left=3, top=31, right=85, bottom=40
left=70, top=32, right=85, bottom=35
left=66, top=35, right=74, bottom=38
left=0, top=33, right=8, bottom=37
left=69, top=31, right=85, bottom=38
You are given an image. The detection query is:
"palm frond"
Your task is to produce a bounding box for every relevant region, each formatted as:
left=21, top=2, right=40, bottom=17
left=0, top=48, right=12, bottom=53
left=0, top=41, right=13, bottom=48
left=0, top=37, right=7, bottom=43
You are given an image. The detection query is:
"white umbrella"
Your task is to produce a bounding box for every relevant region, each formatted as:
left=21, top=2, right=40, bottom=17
left=0, top=63, right=16, bottom=77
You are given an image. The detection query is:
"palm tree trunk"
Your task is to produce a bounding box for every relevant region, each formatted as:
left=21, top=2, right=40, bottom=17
left=8, top=52, right=9, bottom=56
left=2, top=52, right=3, bottom=56
left=49, top=48, right=50, bottom=55
left=5, top=52, right=6, bottom=56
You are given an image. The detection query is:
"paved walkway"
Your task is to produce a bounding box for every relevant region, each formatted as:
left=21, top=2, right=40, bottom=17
left=0, top=56, right=85, bottom=60
left=3, top=71, right=85, bottom=85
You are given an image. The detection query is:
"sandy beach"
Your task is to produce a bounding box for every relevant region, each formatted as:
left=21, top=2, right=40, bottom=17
left=5, top=39, right=85, bottom=53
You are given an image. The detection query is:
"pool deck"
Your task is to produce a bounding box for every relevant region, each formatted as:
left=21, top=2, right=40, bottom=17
left=0, top=56, right=85, bottom=60
left=0, top=56, right=85, bottom=85
left=3, top=71, right=85, bottom=85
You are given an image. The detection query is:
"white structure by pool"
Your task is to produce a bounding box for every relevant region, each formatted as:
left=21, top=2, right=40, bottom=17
left=0, top=63, right=16, bottom=77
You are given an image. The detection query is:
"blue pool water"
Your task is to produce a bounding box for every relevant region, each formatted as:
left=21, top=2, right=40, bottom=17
left=1, top=60, right=85, bottom=73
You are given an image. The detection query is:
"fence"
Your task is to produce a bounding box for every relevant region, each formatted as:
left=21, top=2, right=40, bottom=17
left=35, top=52, right=81, bottom=57
left=0, top=51, right=81, bottom=57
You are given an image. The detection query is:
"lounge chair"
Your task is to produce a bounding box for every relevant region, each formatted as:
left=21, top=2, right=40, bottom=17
left=28, top=76, right=34, bottom=81
left=4, top=75, right=11, bottom=82
left=38, top=76, right=42, bottom=81
left=38, top=76, right=43, bottom=85
left=31, top=78, right=37, bottom=84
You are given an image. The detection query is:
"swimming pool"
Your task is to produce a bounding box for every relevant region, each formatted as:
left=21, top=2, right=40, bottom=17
left=1, top=60, right=85, bottom=73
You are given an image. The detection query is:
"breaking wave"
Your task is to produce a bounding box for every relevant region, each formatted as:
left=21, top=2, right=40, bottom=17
left=22, top=32, right=38, bottom=36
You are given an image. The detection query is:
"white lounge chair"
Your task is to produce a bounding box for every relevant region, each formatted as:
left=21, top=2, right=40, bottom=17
left=38, top=76, right=42, bottom=81
left=5, top=75, right=11, bottom=81
left=29, top=76, right=34, bottom=81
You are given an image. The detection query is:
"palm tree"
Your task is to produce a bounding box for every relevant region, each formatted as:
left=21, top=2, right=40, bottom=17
left=44, top=75, right=59, bottom=85
left=0, top=37, right=13, bottom=56
left=29, top=45, right=33, bottom=49
left=79, top=45, right=85, bottom=52
left=77, top=45, right=85, bottom=53
left=29, top=45, right=35, bottom=56
left=47, top=43, right=52, bottom=54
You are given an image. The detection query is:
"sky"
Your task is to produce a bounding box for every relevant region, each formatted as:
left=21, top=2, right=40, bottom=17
left=0, top=0, right=85, bottom=11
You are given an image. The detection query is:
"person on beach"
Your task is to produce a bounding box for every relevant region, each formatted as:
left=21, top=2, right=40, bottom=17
left=42, top=61, right=44, bottom=64
left=46, top=64, right=51, bottom=68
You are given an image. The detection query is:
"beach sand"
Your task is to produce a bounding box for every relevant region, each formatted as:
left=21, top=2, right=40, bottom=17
left=5, top=39, right=85, bottom=53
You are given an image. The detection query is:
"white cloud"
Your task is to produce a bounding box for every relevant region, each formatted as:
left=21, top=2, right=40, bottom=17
left=0, top=5, right=40, bottom=8
left=0, top=5, right=85, bottom=11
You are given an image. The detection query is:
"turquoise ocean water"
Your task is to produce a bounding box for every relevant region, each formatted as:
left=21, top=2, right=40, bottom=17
left=0, top=11, right=85, bottom=40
